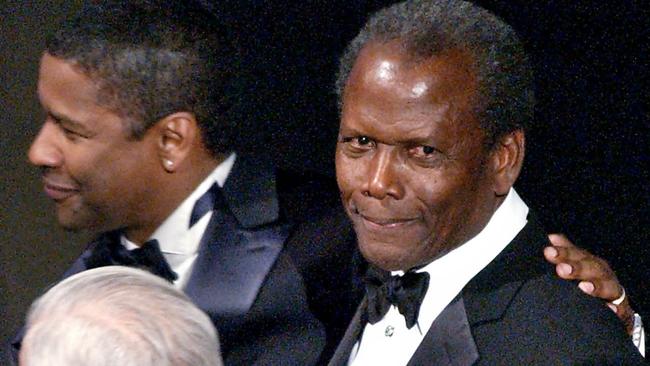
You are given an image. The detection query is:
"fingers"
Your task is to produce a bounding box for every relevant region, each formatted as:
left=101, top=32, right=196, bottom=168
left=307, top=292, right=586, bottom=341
left=548, top=233, right=575, bottom=248
left=545, top=233, right=636, bottom=335
left=544, top=233, right=621, bottom=300
left=553, top=257, right=622, bottom=300
left=544, top=245, right=587, bottom=265
left=576, top=277, right=622, bottom=300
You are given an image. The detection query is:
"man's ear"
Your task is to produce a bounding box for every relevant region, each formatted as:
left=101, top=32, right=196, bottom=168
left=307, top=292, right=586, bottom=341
left=155, top=112, right=199, bottom=173
left=490, top=130, right=525, bottom=196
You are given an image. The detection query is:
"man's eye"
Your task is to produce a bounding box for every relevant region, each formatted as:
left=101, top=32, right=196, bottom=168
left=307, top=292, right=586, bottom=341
left=410, top=145, right=440, bottom=158
left=61, top=126, right=84, bottom=140
left=356, top=136, right=371, bottom=145
left=414, top=146, right=437, bottom=155
left=340, top=135, right=374, bottom=148
left=339, top=135, right=375, bottom=155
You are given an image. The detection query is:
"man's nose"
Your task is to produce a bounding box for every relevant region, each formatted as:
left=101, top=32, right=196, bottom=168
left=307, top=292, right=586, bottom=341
left=363, top=148, right=404, bottom=200
left=28, top=121, right=62, bottom=168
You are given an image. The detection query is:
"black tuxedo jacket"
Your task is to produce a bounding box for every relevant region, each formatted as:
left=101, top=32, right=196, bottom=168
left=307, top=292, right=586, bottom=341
left=10, top=156, right=360, bottom=366
left=330, top=215, right=647, bottom=365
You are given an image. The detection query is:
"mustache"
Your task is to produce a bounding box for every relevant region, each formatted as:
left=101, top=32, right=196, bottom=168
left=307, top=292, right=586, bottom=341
left=41, top=168, right=79, bottom=190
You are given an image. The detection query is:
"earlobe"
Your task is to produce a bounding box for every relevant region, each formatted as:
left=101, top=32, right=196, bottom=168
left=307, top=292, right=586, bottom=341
left=156, top=112, right=198, bottom=173
left=492, top=130, right=525, bottom=195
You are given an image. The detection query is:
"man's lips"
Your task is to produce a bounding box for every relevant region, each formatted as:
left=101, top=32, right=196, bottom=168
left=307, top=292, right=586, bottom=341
left=356, top=212, right=418, bottom=231
left=43, top=180, right=79, bottom=201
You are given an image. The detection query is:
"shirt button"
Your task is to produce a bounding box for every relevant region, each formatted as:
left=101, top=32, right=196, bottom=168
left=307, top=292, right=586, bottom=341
left=385, top=325, right=395, bottom=337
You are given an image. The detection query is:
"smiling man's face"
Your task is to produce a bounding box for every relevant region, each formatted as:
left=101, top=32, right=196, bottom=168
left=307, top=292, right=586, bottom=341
left=28, top=53, right=163, bottom=236
left=336, top=41, right=502, bottom=271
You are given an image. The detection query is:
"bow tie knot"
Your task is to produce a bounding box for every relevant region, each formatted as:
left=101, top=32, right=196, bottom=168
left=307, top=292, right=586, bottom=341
left=85, top=234, right=178, bottom=283
left=365, top=267, right=430, bottom=329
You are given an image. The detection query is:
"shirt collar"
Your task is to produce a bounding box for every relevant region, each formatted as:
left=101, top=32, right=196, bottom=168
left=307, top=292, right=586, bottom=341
left=393, top=187, right=529, bottom=277
left=398, top=187, right=529, bottom=327
left=122, top=153, right=237, bottom=253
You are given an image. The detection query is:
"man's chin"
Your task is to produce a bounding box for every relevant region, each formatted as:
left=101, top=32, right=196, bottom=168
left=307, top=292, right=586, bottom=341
left=55, top=211, right=101, bottom=233
left=59, top=223, right=85, bottom=233
left=358, top=240, right=420, bottom=272
left=56, top=219, right=89, bottom=233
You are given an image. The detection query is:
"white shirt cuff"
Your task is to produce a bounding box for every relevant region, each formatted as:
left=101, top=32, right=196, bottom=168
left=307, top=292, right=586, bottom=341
left=632, top=313, right=645, bottom=357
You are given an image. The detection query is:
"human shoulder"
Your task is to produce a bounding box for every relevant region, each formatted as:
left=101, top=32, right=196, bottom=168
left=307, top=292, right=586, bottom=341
left=467, top=248, right=644, bottom=364
left=462, top=214, right=645, bottom=364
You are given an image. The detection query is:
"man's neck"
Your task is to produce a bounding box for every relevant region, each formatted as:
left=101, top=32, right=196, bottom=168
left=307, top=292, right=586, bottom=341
left=123, top=153, right=227, bottom=245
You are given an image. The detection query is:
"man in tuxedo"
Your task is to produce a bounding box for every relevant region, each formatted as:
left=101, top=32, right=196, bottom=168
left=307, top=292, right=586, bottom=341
left=20, top=266, right=222, bottom=366
left=329, top=0, right=645, bottom=364
left=9, top=1, right=358, bottom=365
left=8, top=0, right=639, bottom=365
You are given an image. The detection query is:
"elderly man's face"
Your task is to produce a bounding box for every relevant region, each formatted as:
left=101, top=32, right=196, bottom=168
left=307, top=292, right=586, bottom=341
left=336, top=42, right=503, bottom=271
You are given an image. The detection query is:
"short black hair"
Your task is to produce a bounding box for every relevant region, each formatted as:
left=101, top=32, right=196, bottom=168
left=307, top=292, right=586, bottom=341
left=336, top=0, right=535, bottom=146
left=46, top=0, right=238, bottom=156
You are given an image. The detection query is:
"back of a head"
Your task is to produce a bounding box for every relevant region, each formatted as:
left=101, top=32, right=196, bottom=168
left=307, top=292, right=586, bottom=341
left=45, top=0, right=238, bottom=155
left=20, top=266, right=222, bottom=366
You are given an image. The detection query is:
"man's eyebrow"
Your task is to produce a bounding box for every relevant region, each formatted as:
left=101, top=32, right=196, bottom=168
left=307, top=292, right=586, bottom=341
left=47, top=110, right=84, bottom=128
left=47, top=110, right=96, bottom=136
left=395, top=133, right=439, bottom=146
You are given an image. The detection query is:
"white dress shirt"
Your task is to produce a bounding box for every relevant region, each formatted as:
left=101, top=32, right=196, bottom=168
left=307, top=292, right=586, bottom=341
left=349, top=188, right=529, bottom=366
left=122, top=153, right=236, bottom=289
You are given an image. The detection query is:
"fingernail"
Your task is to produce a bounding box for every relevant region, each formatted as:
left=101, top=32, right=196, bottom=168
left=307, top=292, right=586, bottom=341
left=545, top=247, right=558, bottom=258
left=558, top=263, right=572, bottom=276
left=578, top=281, right=595, bottom=294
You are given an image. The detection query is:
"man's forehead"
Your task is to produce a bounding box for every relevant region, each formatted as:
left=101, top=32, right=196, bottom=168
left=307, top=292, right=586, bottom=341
left=38, top=53, right=97, bottom=96
left=38, top=53, right=128, bottom=130
left=347, top=41, right=478, bottom=104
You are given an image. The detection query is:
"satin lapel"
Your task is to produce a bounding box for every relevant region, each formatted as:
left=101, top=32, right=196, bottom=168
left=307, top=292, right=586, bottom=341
left=12, top=252, right=91, bottom=356
left=221, top=154, right=279, bottom=229
left=184, top=155, right=289, bottom=316
left=184, top=208, right=291, bottom=317
left=408, top=297, right=479, bottom=366
left=462, top=215, right=548, bottom=326
left=63, top=231, right=120, bottom=278
left=408, top=215, right=548, bottom=365
left=328, top=298, right=368, bottom=366
left=62, top=248, right=92, bottom=278
left=10, top=232, right=115, bottom=361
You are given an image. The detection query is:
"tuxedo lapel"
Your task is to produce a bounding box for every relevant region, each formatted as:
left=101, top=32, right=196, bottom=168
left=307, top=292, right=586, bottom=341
left=10, top=232, right=113, bottom=362
left=184, top=209, right=290, bottom=316
left=328, top=298, right=368, bottom=366
left=328, top=215, right=549, bottom=366
left=462, top=215, right=548, bottom=326
left=364, top=215, right=547, bottom=366
left=184, top=155, right=290, bottom=317
left=64, top=231, right=121, bottom=278
left=220, top=154, right=279, bottom=229
left=329, top=296, right=480, bottom=366
left=408, top=297, right=478, bottom=366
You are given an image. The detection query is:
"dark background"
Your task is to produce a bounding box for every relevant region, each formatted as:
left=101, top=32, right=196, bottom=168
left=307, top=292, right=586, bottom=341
left=2, top=0, right=647, bottom=346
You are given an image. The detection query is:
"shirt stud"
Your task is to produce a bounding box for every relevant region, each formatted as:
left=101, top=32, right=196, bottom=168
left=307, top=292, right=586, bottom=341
left=384, top=325, right=395, bottom=337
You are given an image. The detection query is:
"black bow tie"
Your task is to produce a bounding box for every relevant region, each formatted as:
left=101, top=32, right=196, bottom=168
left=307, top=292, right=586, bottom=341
left=365, top=266, right=430, bottom=329
left=84, top=232, right=178, bottom=283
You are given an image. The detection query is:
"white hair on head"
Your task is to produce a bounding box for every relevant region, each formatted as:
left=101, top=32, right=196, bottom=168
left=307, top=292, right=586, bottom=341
left=20, top=266, right=222, bottom=366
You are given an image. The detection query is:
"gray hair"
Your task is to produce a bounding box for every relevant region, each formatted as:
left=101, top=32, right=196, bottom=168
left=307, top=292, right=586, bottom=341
left=20, top=266, right=222, bottom=366
left=336, top=0, right=535, bottom=147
